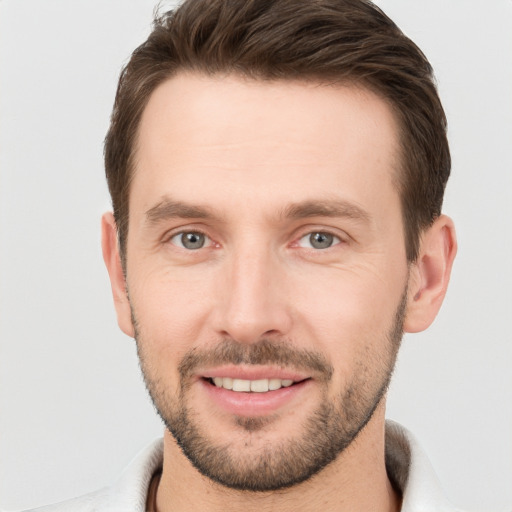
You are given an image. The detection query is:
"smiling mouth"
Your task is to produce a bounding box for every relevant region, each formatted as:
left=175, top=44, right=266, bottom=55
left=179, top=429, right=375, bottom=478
left=205, top=377, right=308, bottom=392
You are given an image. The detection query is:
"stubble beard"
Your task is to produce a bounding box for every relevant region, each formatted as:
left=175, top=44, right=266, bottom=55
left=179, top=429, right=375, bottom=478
left=133, top=289, right=407, bottom=492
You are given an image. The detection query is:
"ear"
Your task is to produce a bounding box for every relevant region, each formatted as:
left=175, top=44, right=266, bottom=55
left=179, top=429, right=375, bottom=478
left=404, top=214, right=457, bottom=333
left=101, top=212, right=135, bottom=338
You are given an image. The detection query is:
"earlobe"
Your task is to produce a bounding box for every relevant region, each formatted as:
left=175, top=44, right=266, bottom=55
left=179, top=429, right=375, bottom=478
left=101, top=212, right=135, bottom=338
left=404, top=215, right=457, bottom=333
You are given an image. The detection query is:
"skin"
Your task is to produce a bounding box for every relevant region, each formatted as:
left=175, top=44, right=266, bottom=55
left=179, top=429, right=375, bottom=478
left=102, top=73, right=456, bottom=512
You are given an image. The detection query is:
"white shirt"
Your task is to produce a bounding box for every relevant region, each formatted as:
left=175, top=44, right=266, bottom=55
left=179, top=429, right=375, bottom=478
left=22, top=421, right=463, bottom=512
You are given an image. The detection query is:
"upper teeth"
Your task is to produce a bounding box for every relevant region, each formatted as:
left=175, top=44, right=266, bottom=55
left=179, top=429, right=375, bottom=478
left=212, top=377, right=294, bottom=392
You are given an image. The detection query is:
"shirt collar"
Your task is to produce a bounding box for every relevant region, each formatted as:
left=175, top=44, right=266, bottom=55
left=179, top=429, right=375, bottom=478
left=385, top=420, right=462, bottom=512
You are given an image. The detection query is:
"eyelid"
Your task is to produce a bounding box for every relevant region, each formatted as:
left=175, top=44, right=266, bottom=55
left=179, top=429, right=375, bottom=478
left=291, top=226, right=349, bottom=247
left=164, top=227, right=216, bottom=249
left=296, top=232, right=341, bottom=249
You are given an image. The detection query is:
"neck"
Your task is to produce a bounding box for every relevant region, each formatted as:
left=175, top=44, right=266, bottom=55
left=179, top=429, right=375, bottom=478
left=156, top=405, right=400, bottom=512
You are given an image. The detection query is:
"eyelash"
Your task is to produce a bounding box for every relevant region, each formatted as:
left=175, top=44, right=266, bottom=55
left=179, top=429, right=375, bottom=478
left=295, top=231, right=343, bottom=250
left=164, top=228, right=346, bottom=252
left=167, top=229, right=214, bottom=250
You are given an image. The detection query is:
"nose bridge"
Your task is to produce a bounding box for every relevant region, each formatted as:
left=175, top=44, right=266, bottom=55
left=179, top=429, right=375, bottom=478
left=215, top=238, right=291, bottom=343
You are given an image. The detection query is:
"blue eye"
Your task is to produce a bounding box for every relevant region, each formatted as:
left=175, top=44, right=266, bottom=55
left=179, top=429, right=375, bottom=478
left=170, top=231, right=210, bottom=250
left=298, top=232, right=340, bottom=249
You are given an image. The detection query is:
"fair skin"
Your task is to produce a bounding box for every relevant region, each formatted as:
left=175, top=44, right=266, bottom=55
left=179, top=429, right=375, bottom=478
left=102, top=74, right=456, bottom=512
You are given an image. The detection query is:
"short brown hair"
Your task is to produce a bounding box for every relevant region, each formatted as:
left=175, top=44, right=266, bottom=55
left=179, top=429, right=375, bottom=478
left=104, top=0, right=450, bottom=263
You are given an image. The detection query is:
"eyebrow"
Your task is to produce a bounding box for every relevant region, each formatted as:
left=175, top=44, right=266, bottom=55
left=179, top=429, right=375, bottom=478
left=281, top=199, right=371, bottom=223
left=145, top=198, right=219, bottom=225
left=144, top=197, right=371, bottom=225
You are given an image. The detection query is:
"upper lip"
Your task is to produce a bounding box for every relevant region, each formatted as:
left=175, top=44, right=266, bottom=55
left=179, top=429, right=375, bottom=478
left=198, top=365, right=311, bottom=382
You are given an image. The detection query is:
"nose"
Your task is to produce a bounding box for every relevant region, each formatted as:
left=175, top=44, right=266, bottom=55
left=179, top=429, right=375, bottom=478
left=212, top=245, right=293, bottom=344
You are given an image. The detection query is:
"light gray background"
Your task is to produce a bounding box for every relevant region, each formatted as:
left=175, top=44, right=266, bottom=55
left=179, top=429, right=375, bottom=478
left=1, top=1, right=511, bottom=510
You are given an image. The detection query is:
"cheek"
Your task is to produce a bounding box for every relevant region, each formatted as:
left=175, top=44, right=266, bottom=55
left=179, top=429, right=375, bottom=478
left=290, top=266, right=403, bottom=363
left=128, top=264, right=216, bottom=362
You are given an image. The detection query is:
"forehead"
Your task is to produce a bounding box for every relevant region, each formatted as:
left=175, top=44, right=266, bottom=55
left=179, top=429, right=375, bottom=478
left=132, top=73, right=401, bottom=219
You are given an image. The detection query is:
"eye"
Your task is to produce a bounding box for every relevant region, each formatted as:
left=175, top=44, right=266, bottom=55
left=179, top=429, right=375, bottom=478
left=298, top=232, right=341, bottom=250
left=169, top=231, right=211, bottom=250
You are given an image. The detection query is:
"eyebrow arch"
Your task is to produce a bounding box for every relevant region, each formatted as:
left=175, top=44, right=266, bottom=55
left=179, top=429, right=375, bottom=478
left=282, top=199, right=371, bottom=223
left=145, top=198, right=219, bottom=225
left=145, top=197, right=370, bottom=225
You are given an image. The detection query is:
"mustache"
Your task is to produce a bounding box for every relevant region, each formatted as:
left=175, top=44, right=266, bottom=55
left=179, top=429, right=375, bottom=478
left=179, top=338, right=334, bottom=382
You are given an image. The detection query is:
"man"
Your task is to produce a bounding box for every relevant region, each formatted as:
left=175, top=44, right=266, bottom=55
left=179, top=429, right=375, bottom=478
left=27, top=0, right=459, bottom=510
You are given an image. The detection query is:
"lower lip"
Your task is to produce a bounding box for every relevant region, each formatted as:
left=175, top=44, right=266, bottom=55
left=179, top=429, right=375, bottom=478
left=200, top=379, right=311, bottom=416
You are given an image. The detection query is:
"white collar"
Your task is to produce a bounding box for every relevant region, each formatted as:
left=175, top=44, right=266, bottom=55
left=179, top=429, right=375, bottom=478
left=385, top=420, right=462, bottom=511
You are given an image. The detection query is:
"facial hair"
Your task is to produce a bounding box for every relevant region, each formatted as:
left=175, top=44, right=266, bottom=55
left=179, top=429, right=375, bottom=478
left=134, top=287, right=407, bottom=492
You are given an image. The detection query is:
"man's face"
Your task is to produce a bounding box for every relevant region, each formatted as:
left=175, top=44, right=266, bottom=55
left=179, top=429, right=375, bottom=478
left=121, top=74, right=410, bottom=490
